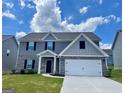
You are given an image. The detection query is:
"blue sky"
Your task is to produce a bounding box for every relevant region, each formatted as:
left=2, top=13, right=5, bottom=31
left=2, top=0, right=122, bottom=49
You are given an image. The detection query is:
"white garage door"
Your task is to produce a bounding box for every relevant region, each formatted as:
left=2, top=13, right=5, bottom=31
left=65, top=59, right=102, bottom=76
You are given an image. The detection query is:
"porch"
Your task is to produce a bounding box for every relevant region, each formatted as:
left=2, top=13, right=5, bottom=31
left=37, top=50, right=59, bottom=74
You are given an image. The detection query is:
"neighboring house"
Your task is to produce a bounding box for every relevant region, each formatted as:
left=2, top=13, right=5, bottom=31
left=112, top=31, right=122, bottom=69
left=103, top=49, right=113, bottom=66
left=2, top=35, right=18, bottom=73
left=16, top=32, right=108, bottom=76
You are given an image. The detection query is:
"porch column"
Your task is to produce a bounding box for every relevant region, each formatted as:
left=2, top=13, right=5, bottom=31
left=38, top=56, right=42, bottom=74
left=53, top=56, right=56, bottom=74
left=105, top=57, right=108, bottom=69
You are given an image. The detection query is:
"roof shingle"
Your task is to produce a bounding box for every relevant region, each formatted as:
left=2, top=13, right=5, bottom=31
left=18, top=32, right=101, bottom=42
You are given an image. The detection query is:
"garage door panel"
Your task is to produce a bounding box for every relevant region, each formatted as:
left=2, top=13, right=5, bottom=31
left=65, top=59, right=102, bottom=76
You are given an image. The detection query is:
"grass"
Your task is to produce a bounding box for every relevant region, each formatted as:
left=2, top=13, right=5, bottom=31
left=108, top=69, right=122, bottom=83
left=3, top=74, right=63, bottom=93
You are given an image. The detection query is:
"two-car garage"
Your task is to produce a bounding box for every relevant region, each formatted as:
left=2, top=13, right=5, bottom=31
left=65, top=59, right=102, bottom=76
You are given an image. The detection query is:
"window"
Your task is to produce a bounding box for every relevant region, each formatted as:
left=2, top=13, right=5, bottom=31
left=7, top=49, right=10, bottom=56
left=47, top=41, right=53, bottom=50
left=26, top=42, right=36, bottom=51
left=24, top=59, right=35, bottom=69
left=80, top=41, right=85, bottom=49
left=29, top=42, right=34, bottom=50
left=45, top=41, right=55, bottom=50
left=26, top=60, right=33, bottom=69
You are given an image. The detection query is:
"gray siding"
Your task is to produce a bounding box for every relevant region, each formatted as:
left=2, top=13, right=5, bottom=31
left=2, top=38, right=18, bottom=73
left=16, top=41, right=70, bottom=70
left=55, top=41, right=71, bottom=54
left=63, top=36, right=102, bottom=55
left=16, top=55, right=38, bottom=71
left=59, top=57, right=65, bottom=75
left=113, top=32, right=122, bottom=69
left=18, top=41, right=71, bottom=55
left=107, top=55, right=113, bottom=65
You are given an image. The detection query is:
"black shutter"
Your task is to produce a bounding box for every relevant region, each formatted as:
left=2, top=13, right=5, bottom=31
left=34, top=42, right=36, bottom=50
left=45, top=42, right=47, bottom=50
left=32, top=60, right=35, bottom=69
left=53, top=42, right=55, bottom=50
left=26, top=42, right=29, bottom=51
left=24, top=59, right=27, bottom=69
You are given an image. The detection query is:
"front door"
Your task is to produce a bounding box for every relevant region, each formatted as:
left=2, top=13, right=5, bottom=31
left=46, top=60, right=52, bottom=73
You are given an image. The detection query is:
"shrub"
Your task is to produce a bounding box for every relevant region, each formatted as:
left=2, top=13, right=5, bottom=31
left=11, top=69, right=16, bottom=74
left=20, top=69, right=25, bottom=74
left=27, top=69, right=35, bottom=74
left=20, top=69, right=36, bottom=74
left=104, top=68, right=112, bottom=77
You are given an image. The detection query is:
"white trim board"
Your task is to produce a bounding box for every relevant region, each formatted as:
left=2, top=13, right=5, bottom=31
left=59, top=55, right=106, bottom=57
left=37, top=50, right=57, bottom=56
left=41, top=32, right=58, bottom=40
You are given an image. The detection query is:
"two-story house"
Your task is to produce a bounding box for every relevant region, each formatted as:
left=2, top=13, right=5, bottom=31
left=112, top=31, right=122, bottom=69
left=2, top=35, right=18, bottom=73
left=16, top=32, right=108, bottom=76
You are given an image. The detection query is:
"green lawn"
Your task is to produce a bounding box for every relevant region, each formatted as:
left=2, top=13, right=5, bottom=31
left=108, top=69, right=122, bottom=83
left=3, top=74, right=63, bottom=93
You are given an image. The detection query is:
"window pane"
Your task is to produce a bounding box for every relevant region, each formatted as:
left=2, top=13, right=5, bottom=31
left=29, top=42, right=34, bottom=50
left=26, top=60, right=32, bottom=69
left=80, top=41, right=85, bottom=49
left=7, top=49, right=10, bottom=56
left=29, top=42, right=34, bottom=46
left=47, top=41, right=53, bottom=50
left=7, top=49, right=10, bottom=54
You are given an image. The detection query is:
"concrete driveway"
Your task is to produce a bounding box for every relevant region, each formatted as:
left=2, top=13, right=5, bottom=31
left=60, top=76, right=122, bottom=93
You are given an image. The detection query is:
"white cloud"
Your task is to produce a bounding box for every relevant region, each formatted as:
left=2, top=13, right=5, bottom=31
left=94, top=0, right=103, bottom=5
left=68, top=16, right=73, bottom=21
left=30, top=0, right=64, bottom=32
left=27, top=3, right=35, bottom=8
left=20, top=0, right=26, bottom=9
left=5, top=2, right=14, bottom=9
left=2, top=10, right=16, bottom=20
left=16, top=31, right=27, bottom=38
left=99, top=0, right=103, bottom=4
left=64, top=16, right=73, bottom=21
left=19, top=0, right=35, bottom=9
left=79, top=6, right=89, bottom=14
left=19, top=20, right=24, bottom=24
left=65, top=16, right=111, bottom=32
left=58, top=1, right=61, bottom=4
left=30, top=0, right=121, bottom=32
left=100, top=42, right=112, bottom=49
left=116, top=17, right=121, bottom=23
left=107, top=15, right=121, bottom=23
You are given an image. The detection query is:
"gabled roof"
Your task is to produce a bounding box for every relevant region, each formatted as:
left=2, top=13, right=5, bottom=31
left=59, top=33, right=108, bottom=57
left=2, top=35, right=13, bottom=41
left=18, top=32, right=101, bottom=42
left=37, top=50, right=57, bottom=57
left=112, top=30, right=122, bottom=49
left=2, top=35, right=18, bottom=46
left=103, top=49, right=112, bottom=56
left=42, top=32, right=58, bottom=40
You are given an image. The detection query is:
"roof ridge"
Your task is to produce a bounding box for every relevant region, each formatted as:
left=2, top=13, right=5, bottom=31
left=30, top=31, right=94, bottom=34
